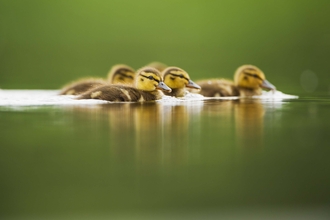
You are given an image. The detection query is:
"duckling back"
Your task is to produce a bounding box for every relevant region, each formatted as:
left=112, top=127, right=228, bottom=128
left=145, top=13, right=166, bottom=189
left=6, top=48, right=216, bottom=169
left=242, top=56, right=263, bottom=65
left=145, top=62, right=168, bottom=72
left=77, top=85, right=161, bottom=102
left=195, top=78, right=240, bottom=97
left=59, top=64, right=135, bottom=95
left=59, top=78, right=107, bottom=95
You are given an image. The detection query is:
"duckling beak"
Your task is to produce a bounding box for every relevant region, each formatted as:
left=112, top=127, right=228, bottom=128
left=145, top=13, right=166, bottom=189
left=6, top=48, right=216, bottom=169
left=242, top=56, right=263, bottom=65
left=157, top=81, right=172, bottom=92
left=261, top=79, right=276, bottom=90
left=186, top=79, right=201, bottom=90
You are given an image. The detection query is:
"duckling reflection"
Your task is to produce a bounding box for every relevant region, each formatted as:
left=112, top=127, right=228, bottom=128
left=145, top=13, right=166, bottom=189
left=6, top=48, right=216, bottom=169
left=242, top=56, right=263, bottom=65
left=106, top=103, right=138, bottom=160
left=132, top=103, right=164, bottom=166
left=133, top=103, right=203, bottom=167
left=234, top=99, right=265, bottom=149
left=201, top=99, right=265, bottom=149
left=64, top=100, right=204, bottom=167
left=68, top=104, right=138, bottom=161
left=133, top=101, right=206, bottom=167
left=161, top=104, right=190, bottom=165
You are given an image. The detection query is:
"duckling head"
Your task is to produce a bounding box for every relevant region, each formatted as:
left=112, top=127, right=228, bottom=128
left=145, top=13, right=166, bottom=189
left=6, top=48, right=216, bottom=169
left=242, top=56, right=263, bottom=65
left=107, top=64, right=135, bottom=85
left=162, top=67, right=201, bottom=90
left=135, top=67, right=172, bottom=92
left=234, top=65, right=276, bottom=90
left=146, top=61, right=168, bottom=72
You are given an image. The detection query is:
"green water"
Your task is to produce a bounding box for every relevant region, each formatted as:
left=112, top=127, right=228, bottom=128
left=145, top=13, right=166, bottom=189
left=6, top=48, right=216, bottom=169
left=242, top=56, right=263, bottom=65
left=1, top=96, right=330, bottom=219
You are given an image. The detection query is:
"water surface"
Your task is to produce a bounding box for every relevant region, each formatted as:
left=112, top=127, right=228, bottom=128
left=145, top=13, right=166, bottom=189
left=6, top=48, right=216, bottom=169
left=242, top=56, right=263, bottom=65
left=0, top=92, right=330, bottom=219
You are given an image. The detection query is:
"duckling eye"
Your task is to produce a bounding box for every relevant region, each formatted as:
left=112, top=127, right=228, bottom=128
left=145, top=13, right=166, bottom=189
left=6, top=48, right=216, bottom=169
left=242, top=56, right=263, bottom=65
left=179, top=74, right=184, bottom=78
left=148, top=75, right=154, bottom=80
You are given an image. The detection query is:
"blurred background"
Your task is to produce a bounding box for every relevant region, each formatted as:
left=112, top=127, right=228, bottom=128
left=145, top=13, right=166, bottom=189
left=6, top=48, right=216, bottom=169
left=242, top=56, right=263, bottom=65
left=1, top=0, right=330, bottom=95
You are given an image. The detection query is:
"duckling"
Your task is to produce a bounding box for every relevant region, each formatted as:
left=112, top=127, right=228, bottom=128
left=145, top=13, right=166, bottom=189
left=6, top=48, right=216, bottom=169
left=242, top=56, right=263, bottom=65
left=145, top=61, right=168, bottom=72
left=195, top=65, right=276, bottom=97
left=77, top=67, right=171, bottom=102
left=162, top=67, right=201, bottom=97
left=108, top=64, right=135, bottom=85
left=59, top=64, right=135, bottom=95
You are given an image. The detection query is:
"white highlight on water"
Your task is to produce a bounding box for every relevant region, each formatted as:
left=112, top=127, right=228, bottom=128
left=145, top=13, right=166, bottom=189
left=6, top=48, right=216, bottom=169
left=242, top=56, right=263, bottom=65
left=0, top=89, right=298, bottom=107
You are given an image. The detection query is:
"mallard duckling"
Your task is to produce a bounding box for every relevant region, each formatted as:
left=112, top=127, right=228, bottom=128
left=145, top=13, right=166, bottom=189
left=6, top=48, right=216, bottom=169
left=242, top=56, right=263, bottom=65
left=161, top=67, right=201, bottom=97
left=108, top=64, right=135, bottom=85
left=59, top=64, right=135, bottom=95
left=77, top=67, right=171, bottom=102
left=195, top=65, right=276, bottom=97
left=145, top=61, right=168, bottom=72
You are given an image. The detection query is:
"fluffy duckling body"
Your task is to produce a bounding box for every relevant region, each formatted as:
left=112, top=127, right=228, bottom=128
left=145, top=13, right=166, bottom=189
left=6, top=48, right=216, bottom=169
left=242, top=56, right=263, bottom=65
left=59, top=64, right=135, bottom=95
left=196, top=65, right=276, bottom=97
left=59, top=78, right=107, bottom=95
left=162, top=67, right=201, bottom=97
left=77, top=67, right=171, bottom=102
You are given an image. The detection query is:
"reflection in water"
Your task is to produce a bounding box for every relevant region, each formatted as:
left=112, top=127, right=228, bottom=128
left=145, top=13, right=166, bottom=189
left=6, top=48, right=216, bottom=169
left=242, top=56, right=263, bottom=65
left=69, top=101, right=204, bottom=168
left=106, top=103, right=136, bottom=162
left=133, top=102, right=204, bottom=168
left=5, top=97, right=330, bottom=218
left=201, top=99, right=266, bottom=149
left=133, top=103, right=164, bottom=167
left=162, top=105, right=190, bottom=165
left=234, top=99, right=265, bottom=149
left=68, top=98, right=269, bottom=168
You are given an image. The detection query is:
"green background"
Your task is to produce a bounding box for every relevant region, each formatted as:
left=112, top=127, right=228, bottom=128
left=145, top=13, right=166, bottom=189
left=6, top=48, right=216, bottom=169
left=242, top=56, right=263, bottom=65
left=1, top=0, right=330, bottom=94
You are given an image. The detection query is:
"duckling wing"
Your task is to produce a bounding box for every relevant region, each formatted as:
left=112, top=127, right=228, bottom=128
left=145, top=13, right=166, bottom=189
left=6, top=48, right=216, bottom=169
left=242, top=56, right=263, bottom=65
left=196, top=79, right=239, bottom=97
left=77, top=85, right=134, bottom=101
